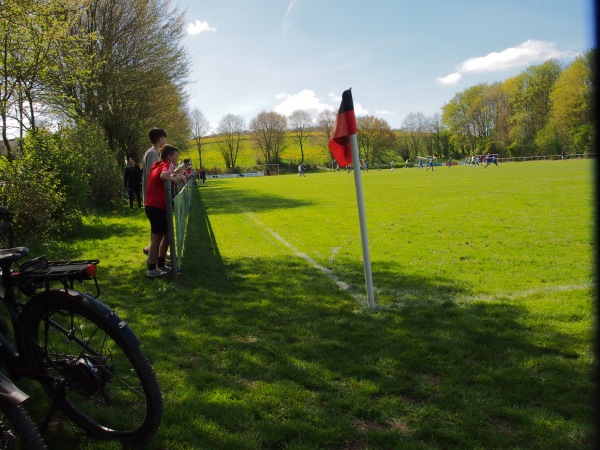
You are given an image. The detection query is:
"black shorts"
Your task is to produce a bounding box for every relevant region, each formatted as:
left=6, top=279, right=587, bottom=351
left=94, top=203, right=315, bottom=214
left=145, top=206, right=168, bottom=234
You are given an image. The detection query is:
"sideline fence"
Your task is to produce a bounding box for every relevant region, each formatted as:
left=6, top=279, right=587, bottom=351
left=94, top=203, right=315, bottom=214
left=164, top=177, right=194, bottom=278
left=497, top=152, right=595, bottom=163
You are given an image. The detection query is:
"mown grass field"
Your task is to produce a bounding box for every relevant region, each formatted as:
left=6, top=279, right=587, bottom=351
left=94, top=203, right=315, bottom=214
left=22, top=159, right=595, bottom=449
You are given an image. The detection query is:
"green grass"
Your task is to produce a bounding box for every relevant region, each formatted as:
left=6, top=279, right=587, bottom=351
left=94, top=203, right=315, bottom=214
left=21, top=160, right=595, bottom=449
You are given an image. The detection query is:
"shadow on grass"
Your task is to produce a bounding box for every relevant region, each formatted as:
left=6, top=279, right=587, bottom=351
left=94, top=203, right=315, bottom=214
left=43, top=188, right=591, bottom=449
left=195, top=182, right=316, bottom=215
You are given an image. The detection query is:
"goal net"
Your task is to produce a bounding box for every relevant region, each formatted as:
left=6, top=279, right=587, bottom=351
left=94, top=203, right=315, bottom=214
left=262, top=164, right=279, bottom=175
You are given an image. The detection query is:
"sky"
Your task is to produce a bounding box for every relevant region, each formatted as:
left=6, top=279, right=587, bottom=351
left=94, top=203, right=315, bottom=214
left=179, top=0, right=594, bottom=133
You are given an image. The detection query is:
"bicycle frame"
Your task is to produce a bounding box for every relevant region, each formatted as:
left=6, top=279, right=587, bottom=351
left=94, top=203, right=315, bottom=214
left=0, top=247, right=142, bottom=433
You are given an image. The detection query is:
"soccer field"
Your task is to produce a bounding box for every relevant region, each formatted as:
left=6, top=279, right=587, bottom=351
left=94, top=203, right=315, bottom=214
left=197, top=159, right=593, bottom=308
left=44, top=159, right=594, bottom=449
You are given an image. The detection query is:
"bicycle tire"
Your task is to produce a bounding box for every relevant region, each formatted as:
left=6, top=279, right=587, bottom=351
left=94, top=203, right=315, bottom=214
left=0, top=222, right=14, bottom=249
left=0, top=403, right=47, bottom=449
left=19, top=292, right=162, bottom=445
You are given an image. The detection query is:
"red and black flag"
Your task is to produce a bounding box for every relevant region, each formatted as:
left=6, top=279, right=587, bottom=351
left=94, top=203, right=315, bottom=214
left=328, top=89, right=357, bottom=167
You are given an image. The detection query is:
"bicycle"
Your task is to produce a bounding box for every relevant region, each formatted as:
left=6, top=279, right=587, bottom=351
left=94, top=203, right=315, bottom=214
left=0, top=370, right=47, bottom=449
left=0, top=244, right=163, bottom=445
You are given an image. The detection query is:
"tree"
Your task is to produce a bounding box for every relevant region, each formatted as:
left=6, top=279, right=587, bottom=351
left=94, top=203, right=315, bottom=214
left=356, top=115, right=396, bottom=164
left=288, top=109, right=312, bottom=163
left=0, top=0, right=94, bottom=159
left=190, top=108, right=210, bottom=167
left=509, top=59, right=562, bottom=154
left=401, top=112, right=427, bottom=158
left=43, top=0, right=191, bottom=163
left=316, top=108, right=336, bottom=163
left=216, top=114, right=244, bottom=170
left=424, top=113, right=448, bottom=157
left=549, top=51, right=593, bottom=153
left=249, top=111, right=287, bottom=164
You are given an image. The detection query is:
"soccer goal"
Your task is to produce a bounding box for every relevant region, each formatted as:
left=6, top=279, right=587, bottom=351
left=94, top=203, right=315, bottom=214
left=263, top=164, right=279, bottom=175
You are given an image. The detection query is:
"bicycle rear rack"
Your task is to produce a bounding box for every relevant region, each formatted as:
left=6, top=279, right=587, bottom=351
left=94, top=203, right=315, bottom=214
left=17, top=257, right=101, bottom=297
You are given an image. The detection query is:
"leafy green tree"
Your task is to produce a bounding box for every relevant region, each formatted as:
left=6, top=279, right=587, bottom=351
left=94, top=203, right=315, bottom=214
left=356, top=115, right=396, bottom=164
left=509, top=59, right=562, bottom=155
left=0, top=0, right=94, bottom=158
left=549, top=51, right=593, bottom=153
left=44, top=0, right=190, bottom=162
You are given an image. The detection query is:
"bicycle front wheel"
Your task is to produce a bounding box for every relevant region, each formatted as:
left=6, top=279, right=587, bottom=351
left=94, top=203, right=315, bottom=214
left=0, top=403, right=47, bottom=449
left=19, top=292, right=162, bottom=445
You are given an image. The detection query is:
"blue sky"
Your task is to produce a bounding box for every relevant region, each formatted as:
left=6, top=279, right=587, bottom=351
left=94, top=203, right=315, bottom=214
left=179, top=0, right=594, bottom=132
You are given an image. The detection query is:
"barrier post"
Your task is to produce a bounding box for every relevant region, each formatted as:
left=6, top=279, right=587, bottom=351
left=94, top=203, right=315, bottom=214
left=164, top=180, right=178, bottom=279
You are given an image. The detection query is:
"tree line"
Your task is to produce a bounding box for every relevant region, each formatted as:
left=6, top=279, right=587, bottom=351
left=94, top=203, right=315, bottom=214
left=191, top=51, right=593, bottom=172
left=1, top=0, right=191, bottom=240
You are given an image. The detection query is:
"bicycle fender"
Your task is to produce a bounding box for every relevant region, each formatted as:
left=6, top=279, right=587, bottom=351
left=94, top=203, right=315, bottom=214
left=27, top=289, right=141, bottom=350
left=0, top=372, right=28, bottom=406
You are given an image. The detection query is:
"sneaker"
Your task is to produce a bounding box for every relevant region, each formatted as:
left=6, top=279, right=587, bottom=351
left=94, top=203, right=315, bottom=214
left=159, top=265, right=180, bottom=274
left=143, top=247, right=150, bottom=255
left=147, top=268, right=167, bottom=278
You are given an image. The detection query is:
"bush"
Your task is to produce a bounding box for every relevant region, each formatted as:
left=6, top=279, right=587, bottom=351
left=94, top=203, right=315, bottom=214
left=0, top=155, right=70, bottom=243
left=61, top=123, right=122, bottom=209
left=0, top=124, right=123, bottom=242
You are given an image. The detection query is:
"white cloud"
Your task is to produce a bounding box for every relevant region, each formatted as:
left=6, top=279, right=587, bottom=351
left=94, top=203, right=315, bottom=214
left=274, top=90, right=334, bottom=117
left=187, top=20, right=217, bottom=35
left=353, top=103, right=368, bottom=116
left=436, top=40, right=574, bottom=86
left=376, top=110, right=398, bottom=115
left=436, top=72, right=462, bottom=86
left=282, top=0, right=301, bottom=34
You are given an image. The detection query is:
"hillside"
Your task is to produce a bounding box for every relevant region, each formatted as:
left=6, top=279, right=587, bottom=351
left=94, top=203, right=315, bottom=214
left=180, top=131, right=333, bottom=173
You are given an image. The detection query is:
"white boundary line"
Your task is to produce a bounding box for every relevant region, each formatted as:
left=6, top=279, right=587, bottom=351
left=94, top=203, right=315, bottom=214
left=213, top=191, right=367, bottom=305
left=209, top=191, right=590, bottom=308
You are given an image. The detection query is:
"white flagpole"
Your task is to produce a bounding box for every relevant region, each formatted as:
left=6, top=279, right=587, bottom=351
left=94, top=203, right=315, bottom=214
left=349, top=134, right=375, bottom=309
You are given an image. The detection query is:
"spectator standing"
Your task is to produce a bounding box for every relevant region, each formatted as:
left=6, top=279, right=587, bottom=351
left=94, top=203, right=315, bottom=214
left=144, top=144, right=186, bottom=278
left=142, top=128, right=167, bottom=255
left=124, top=157, right=143, bottom=209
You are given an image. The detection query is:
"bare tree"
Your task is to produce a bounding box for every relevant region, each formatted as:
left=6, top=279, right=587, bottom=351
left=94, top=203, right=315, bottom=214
left=316, top=108, right=336, bottom=147
left=190, top=108, right=210, bottom=168
left=424, top=113, right=442, bottom=157
left=216, top=114, right=244, bottom=170
left=249, top=110, right=287, bottom=164
left=402, top=112, right=427, bottom=158
left=288, top=109, right=312, bottom=163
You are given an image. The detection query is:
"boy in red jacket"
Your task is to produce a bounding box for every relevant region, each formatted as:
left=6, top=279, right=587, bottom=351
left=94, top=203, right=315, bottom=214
left=144, top=144, right=186, bottom=278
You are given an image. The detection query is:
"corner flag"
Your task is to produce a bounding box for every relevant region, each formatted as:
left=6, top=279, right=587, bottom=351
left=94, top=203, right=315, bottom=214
left=329, top=89, right=357, bottom=167
left=330, top=88, right=375, bottom=310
